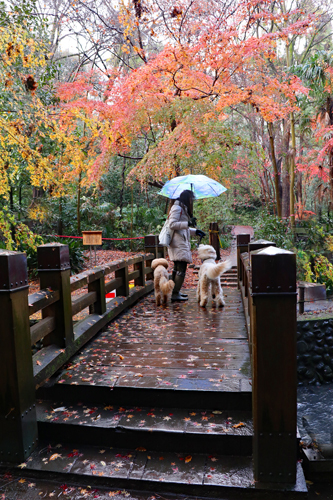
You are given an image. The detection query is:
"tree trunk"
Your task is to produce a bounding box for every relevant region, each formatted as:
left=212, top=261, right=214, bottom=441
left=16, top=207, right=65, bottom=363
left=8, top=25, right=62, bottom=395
left=281, top=119, right=291, bottom=218
left=77, top=169, right=82, bottom=235
left=19, top=186, right=22, bottom=221
left=120, top=158, right=126, bottom=215
left=289, top=111, right=296, bottom=229
left=267, top=122, right=282, bottom=217
left=58, top=198, right=63, bottom=235
left=281, top=163, right=290, bottom=218
left=10, top=186, right=15, bottom=242
left=297, top=132, right=304, bottom=218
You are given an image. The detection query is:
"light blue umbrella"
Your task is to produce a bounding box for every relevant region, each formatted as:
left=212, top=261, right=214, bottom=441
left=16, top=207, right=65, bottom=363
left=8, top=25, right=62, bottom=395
left=158, top=174, right=227, bottom=200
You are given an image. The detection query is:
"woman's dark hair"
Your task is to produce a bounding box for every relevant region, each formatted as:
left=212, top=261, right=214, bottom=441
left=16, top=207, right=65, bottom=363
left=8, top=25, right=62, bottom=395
left=178, top=189, right=195, bottom=217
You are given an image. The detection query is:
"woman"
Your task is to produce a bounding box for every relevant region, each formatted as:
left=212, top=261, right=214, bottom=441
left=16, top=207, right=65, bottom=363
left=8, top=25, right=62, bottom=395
left=168, top=190, right=206, bottom=302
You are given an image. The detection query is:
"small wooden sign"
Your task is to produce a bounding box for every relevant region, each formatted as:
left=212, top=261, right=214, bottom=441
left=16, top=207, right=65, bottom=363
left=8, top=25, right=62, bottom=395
left=82, top=231, right=103, bottom=246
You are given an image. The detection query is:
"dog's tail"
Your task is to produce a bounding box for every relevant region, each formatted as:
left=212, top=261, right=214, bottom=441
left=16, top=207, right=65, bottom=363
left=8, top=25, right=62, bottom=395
left=206, top=259, right=232, bottom=280
left=160, top=276, right=175, bottom=295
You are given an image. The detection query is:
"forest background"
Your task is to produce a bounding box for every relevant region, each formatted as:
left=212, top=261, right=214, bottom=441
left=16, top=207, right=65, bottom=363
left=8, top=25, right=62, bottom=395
left=2, top=0, right=333, bottom=287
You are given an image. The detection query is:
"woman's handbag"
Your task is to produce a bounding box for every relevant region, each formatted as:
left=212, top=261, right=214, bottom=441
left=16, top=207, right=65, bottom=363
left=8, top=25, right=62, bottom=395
left=159, top=218, right=174, bottom=247
left=159, top=208, right=182, bottom=247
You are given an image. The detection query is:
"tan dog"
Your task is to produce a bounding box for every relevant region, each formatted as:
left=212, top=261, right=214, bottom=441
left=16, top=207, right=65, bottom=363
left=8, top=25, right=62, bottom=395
left=197, top=245, right=232, bottom=307
left=151, top=258, right=175, bottom=306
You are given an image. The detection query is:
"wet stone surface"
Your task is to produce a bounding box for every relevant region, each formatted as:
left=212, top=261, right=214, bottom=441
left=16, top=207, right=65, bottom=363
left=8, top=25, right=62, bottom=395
left=51, top=289, right=251, bottom=393
left=298, top=384, right=333, bottom=448
left=297, top=318, right=333, bottom=384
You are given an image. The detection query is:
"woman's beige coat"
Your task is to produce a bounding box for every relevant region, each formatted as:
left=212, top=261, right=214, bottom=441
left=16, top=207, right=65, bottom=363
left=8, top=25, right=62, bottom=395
left=167, top=200, right=196, bottom=263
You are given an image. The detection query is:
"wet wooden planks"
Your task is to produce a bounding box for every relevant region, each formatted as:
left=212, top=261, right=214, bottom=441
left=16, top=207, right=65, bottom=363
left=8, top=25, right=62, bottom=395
left=45, top=288, right=251, bottom=401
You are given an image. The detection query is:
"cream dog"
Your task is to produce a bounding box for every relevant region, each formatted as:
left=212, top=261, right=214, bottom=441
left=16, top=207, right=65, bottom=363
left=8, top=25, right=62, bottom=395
left=151, top=258, right=175, bottom=306
left=197, top=245, right=232, bottom=307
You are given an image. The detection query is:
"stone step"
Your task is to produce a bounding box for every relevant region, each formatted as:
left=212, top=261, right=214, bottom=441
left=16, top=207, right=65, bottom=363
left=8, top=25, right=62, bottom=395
left=7, top=441, right=307, bottom=498
left=37, top=400, right=253, bottom=456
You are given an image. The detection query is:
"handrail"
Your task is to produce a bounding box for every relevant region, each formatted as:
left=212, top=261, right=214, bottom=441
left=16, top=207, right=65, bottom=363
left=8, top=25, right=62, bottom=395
left=28, top=289, right=60, bottom=316
left=29, top=251, right=154, bottom=356
left=0, top=241, right=158, bottom=464
left=237, top=235, right=297, bottom=485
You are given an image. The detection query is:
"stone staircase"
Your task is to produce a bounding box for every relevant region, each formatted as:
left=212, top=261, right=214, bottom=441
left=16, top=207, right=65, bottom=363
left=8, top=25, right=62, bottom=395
left=193, top=266, right=238, bottom=288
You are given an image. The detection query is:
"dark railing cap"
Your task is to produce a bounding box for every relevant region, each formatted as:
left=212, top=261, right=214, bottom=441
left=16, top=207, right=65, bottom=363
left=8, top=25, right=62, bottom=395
left=251, top=246, right=296, bottom=294
left=236, top=233, right=251, bottom=246
left=37, top=243, right=70, bottom=271
left=0, top=250, right=28, bottom=291
left=250, top=239, right=275, bottom=245
left=251, top=246, right=293, bottom=256
left=39, top=242, right=68, bottom=247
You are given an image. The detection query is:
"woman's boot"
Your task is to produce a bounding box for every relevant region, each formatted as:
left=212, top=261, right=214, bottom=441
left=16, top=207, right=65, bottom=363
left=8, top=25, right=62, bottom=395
left=171, top=269, right=188, bottom=298
left=171, top=271, right=188, bottom=301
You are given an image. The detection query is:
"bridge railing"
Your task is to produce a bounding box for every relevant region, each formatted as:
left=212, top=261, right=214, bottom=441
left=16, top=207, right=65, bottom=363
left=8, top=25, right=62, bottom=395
left=0, top=243, right=154, bottom=463
left=237, top=235, right=298, bottom=485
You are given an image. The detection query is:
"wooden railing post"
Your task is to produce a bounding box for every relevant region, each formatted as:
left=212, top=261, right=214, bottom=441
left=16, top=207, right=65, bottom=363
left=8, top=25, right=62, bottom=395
left=145, top=255, right=154, bottom=281
left=251, top=246, right=297, bottom=484
left=88, top=269, right=106, bottom=315
left=134, top=256, right=145, bottom=287
left=37, top=243, right=73, bottom=347
left=144, top=235, right=166, bottom=259
left=115, top=265, right=129, bottom=297
left=237, top=234, right=251, bottom=287
left=209, top=222, right=220, bottom=260
left=144, top=235, right=158, bottom=259
left=0, top=250, right=38, bottom=462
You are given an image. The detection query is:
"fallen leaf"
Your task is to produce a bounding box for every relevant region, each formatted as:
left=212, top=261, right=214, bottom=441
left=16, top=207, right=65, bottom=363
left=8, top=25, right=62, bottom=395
left=185, top=455, right=192, bottom=463
left=49, top=453, right=62, bottom=461
left=232, top=422, right=245, bottom=428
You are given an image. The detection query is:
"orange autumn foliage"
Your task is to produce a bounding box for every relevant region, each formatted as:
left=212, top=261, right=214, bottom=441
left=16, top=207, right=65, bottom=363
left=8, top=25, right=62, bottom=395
left=55, top=0, right=315, bottom=186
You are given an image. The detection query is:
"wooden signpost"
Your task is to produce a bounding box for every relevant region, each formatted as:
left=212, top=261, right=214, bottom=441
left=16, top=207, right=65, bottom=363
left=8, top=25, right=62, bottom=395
left=82, top=231, right=103, bottom=265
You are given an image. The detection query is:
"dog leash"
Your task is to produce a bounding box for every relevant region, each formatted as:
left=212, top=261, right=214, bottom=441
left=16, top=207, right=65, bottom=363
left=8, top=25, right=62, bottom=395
left=209, top=228, right=223, bottom=248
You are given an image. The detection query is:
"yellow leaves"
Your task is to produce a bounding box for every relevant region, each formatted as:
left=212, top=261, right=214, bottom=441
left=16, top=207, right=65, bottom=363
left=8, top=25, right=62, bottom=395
left=49, top=453, right=62, bottom=461
left=232, top=422, right=245, bottom=428
left=185, top=455, right=192, bottom=463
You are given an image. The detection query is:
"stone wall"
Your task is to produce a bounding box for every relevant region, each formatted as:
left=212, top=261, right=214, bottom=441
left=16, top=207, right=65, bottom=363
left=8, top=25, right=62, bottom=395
left=297, top=318, right=333, bottom=384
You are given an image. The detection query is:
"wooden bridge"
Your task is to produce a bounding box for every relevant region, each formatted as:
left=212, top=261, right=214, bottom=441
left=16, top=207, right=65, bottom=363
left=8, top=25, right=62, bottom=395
left=0, top=235, right=307, bottom=498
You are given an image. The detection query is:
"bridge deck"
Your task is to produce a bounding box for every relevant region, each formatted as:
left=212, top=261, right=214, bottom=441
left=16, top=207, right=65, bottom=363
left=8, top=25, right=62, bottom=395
left=51, top=288, right=251, bottom=395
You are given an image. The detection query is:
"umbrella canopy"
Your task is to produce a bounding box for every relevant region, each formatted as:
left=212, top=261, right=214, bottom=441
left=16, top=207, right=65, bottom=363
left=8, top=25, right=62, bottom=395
left=158, top=174, right=227, bottom=200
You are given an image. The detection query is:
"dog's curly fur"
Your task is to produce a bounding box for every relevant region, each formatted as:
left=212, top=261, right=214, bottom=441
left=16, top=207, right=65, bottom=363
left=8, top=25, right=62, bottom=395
left=151, top=258, right=175, bottom=306
left=197, top=245, right=232, bottom=307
